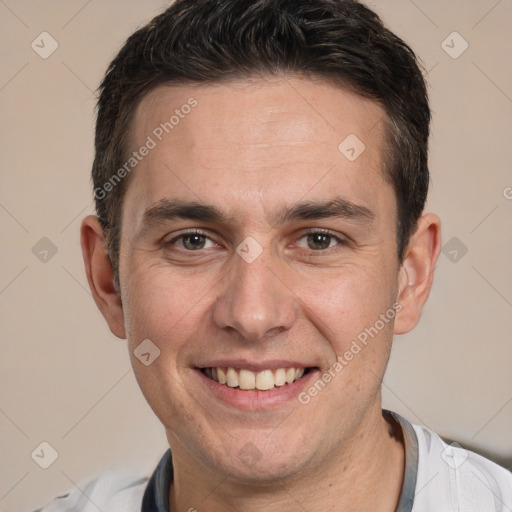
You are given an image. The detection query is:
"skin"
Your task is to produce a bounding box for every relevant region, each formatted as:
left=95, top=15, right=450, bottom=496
left=81, top=76, right=441, bottom=511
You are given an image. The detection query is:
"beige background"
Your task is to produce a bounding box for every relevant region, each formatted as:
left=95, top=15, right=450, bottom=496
left=1, top=0, right=511, bottom=510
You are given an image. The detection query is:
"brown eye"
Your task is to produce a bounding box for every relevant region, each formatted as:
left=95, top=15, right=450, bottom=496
left=181, top=233, right=207, bottom=250
left=307, top=233, right=334, bottom=251
left=166, top=231, right=217, bottom=251
left=294, top=230, right=346, bottom=254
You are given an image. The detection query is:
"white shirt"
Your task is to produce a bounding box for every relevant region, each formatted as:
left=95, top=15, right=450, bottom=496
left=31, top=411, right=512, bottom=512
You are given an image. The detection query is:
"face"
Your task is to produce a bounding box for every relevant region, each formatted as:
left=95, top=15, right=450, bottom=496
left=97, top=77, right=410, bottom=482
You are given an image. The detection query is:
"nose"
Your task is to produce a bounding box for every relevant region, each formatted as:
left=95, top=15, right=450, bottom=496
left=212, top=250, right=297, bottom=342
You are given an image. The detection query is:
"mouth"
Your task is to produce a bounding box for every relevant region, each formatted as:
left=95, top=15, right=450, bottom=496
left=199, top=366, right=317, bottom=391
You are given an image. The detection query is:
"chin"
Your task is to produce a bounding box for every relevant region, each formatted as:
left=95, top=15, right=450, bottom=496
left=197, top=430, right=318, bottom=485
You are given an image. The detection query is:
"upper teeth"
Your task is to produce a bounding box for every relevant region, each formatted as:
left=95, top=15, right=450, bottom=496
left=204, top=367, right=306, bottom=391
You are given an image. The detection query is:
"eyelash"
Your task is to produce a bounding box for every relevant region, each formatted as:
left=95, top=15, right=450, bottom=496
left=165, top=228, right=346, bottom=255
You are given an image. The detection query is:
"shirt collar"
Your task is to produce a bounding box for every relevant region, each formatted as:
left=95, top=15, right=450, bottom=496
left=141, top=449, right=173, bottom=512
left=385, top=409, right=419, bottom=512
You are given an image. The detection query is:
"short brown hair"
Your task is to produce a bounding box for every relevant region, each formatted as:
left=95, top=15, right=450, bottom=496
left=92, top=0, right=430, bottom=285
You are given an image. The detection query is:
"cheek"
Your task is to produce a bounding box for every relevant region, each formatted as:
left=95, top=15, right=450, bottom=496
left=121, top=265, right=206, bottom=426
left=294, top=262, right=397, bottom=347
left=121, top=261, right=211, bottom=345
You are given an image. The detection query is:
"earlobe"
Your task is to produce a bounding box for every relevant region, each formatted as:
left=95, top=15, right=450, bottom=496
left=80, top=215, right=126, bottom=339
left=394, top=213, right=442, bottom=335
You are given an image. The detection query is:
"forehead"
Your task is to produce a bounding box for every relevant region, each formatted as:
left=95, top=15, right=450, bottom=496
left=124, top=77, right=392, bottom=227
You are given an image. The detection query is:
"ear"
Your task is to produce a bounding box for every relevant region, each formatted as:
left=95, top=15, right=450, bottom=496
left=394, top=213, right=441, bottom=335
left=80, top=215, right=126, bottom=339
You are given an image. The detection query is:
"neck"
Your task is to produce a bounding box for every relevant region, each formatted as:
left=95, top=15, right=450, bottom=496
left=168, top=406, right=405, bottom=512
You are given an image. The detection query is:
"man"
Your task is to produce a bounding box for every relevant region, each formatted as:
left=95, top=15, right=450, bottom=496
left=36, top=0, right=512, bottom=510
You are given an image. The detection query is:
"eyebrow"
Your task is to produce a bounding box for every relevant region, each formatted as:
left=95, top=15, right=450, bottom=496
left=139, top=196, right=375, bottom=233
left=274, top=197, right=375, bottom=225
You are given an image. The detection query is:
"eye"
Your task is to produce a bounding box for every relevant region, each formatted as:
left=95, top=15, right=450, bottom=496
left=167, top=230, right=217, bottom=251
left=296, top=230, right=344, bottom=251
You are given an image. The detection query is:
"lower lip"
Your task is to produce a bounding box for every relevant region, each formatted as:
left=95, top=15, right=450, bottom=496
left=195, top=368, right=320, bottom=410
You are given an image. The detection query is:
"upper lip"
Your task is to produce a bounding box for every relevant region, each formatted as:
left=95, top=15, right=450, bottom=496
left=196, top=359, right=316, bottom=372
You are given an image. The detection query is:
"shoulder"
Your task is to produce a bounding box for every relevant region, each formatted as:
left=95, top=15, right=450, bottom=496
left=29, top=471, right=148, bottom=512
left=411, top=422, right=512, bottom=512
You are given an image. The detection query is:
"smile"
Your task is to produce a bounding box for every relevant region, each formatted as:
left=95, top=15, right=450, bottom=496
left=200, top=366, right=314, bottom=391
